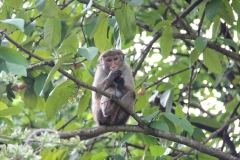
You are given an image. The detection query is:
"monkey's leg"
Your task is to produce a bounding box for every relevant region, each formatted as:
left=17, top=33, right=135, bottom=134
left=114, top=91, right=136, bottom=125
left=97, top=108, right=111, bottom=125
left=109, top=103, right=121, bottom=124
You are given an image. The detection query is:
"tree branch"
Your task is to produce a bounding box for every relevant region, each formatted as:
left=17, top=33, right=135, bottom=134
left=173, top=115, right=240, bottom=159
left=59, top=118, right=240, bottom=160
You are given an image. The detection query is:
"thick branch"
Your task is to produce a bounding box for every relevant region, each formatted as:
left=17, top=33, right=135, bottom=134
left=59, top=119, right=240, bottom=160
left=173, top=33, right=240, bottom=61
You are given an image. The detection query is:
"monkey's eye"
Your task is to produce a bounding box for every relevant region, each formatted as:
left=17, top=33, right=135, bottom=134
left=113, top=58, right=118, bottom=61
left=106, top=59, right=112, bottom=62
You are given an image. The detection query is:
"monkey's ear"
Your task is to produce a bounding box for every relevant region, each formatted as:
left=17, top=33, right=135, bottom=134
left=123, top=54, right=126, bottom=60
left=100, top=58, right=104, bottom=64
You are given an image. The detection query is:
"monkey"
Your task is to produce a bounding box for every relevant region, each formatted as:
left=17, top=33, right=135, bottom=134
left=92, top=49, right=136, bottom=125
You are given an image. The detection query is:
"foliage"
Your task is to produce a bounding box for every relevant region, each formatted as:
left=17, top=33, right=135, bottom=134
left=0, top=0, right=240, bottom=159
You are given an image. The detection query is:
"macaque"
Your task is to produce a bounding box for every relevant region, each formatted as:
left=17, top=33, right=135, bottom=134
left=92, top=49, right=136, bottom=125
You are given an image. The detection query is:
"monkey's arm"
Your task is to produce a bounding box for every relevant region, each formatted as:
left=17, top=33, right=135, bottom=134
left=94, top=70, right=122, bottom=98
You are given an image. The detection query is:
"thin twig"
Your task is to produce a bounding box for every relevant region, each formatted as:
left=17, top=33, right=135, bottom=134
left=145, top=67, right=190, bottom=90
left=57, top=115, right=78, bottom=131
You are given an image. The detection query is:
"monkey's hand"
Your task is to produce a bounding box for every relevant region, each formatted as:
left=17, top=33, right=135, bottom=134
left=108, top=70, right=122, bottom=81
left=114, top=77, right=125, bottom=86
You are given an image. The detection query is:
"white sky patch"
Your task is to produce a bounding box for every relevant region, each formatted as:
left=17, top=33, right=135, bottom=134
left=190, top=23, right=198, bottom=31
left=204, top=87, right=210, bottom=95
left=172, top=49, right=177, bottom=54
left=181, top=45, right=187, bottom=51
left=137, top=70, right=144, bottom=76
left=146, top=53, right=162, bottom=64
left=203, top=80, right=207, bottom=84
left=178, top=84, right=184, bottom=89
left=194, top=91, right=204, bottom=100
left=203, top=23, right=213, bottom=39
left=160, top=77, right=169, bottom=83
left=200, top=97, right=225, bottom=114
left=212, top=89, right=221, bottom=98
left=199, top=53, right=203, bottom=60
left=180, top=29, right=187, bottom=34
left=163, top=55, right=176, bottom=63
left=182, top=106, right=200, bottom=116
left=144, top=66, right=151, bottom=73
left=193, top=19, right=200, bottom=24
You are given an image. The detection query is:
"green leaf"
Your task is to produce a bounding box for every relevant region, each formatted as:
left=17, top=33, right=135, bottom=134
left=114, top=0, right=123, bottom=33
left=141, top=111, right=160, bottom=122
left=192, top=128, right=205, bottom=142
left=161, top=116, right=176, bottom=133
left=77, top=90, right=91, bottom=114
left=135, top=92, right=148, bottom=112
left=189, top=48, right=200, bottom=66
left=217, top=38, right=239, bottom=52
left=119, top=132, right=135, bottom=147
left=121, top=4, right=136, bottom=39
left=164, top=113, right=194, bottom=136
left=78, top=47, right=98, bottom=62
left=90, top=12, right=107, bottom=39
left=0, top=47, right=28, bottom=67
left=24, top=21, right=36, bottom=35
left=34, top=73, right=50, bottom=96
left=65, top=12, right=86, bottom=38
left=150, top=121, right=169, bottom=132
left=84, top=15, right=97, bottom=37
left=0, top=18, right=24, bottom=31
left=90, top=12, right=108, bottom=52
left=37, top=96, right=46, bottom=111
left=160, top=26, right=173, bottom=58
left=152, top=20, right=171, bottom=35
left=203, top=48, right=223, bottom=74
left=0, top=105, right=22, bottom=117
left=225, top=98, right=238, bottom=114
left=40, top=53, right=72, bottom=96
left=149, top=145, right=165, bottom=157
left=190, top=116, right=221, bottom=128
left=6, top=62, right=26, bottom=76
left=0, top=117, right=13, bottom=126
left=218, top=0, right=234, bottom=25
left=24, top=87, right=38, bottom=109
left=45, top=80, right=75, bottom=119
left=91, top=152, right=108, bottom=160
left=232, top=0, right=240, bottom=15
left=35, top=0, right=47, bottom=11
left=205, top=0, right=221, bottom=21
left=81, top=152, right=92, bottom=160
left=175, top=103, right=185, bottom=118
left=212, top=16, right=220, bottom=41
left=44, top=17, right=61, bottom=49
left=194, top=37, right=208, bottom=53
left=58, top=35, right=78, bottom=53
left=42, top=0, right=58, bottom=17
left=128, top=0, right=144, bottom=6
left=198, top=153, right=218, bottom=160
left=142, top=134, right=157, bottom=146
left=237, top=17, right=240, bottom=34
left=110, top=154, right=125, bottom=160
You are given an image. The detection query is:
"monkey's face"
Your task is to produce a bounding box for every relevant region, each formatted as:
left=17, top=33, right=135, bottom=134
left=103, top=55, right=123, bottom=71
